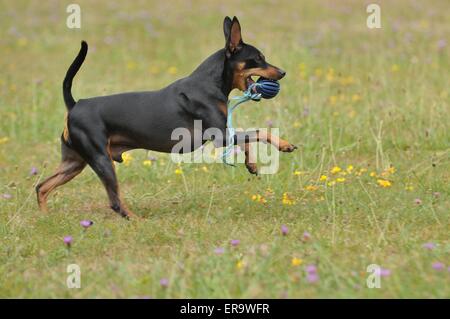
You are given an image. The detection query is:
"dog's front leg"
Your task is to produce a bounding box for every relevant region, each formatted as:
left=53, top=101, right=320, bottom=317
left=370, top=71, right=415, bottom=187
left=244, top=142, right=258, bottom=175
left=233, top=130, right=296, bottom=152
left=235, top=131, right=297, bottom=175
left=255, top=130, right=297, bottom=152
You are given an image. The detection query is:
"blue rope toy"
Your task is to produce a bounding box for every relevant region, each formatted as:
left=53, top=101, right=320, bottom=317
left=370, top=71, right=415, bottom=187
left=222, top=78, right=280, bottom=165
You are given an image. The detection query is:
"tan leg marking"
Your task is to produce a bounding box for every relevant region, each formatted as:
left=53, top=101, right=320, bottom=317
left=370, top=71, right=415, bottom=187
left=244, top=143, right=258, bottom=175
left=257, top=131, right=297, bottom=152
left=36, top=159, right=86, bottom=211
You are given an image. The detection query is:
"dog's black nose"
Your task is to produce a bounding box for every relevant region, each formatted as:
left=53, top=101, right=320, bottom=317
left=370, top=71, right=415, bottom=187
left=278, top=69, right=286, bottom=79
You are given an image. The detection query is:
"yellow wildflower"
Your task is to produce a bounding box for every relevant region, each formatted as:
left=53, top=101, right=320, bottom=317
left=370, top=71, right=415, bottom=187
left=391, top=64, right=399, bottom=73
left=320, top=175, right=328, bottom=181
left=356, top=168, right=367, bottom=176
left=382, top=166, right=396, bottom=176
left=17, top=37, right=28, bottom=47
left=305, top=185, right=318, bottom=191
left=0, top=137, right=10, bottom=145
left=326, top=68, right=335, bottom=82
left=148, top=65, right=160, bottom=75
left=327, top=181, right=336, bottom=187
left=329, top=95, right=337, bottom=105
left=142, top=160, right=152, bottom=167
left=346, top=165, right=354, bottom=173
left=126, top=61, right=137, bottom=70
left=251, top=194, right=267, bottom=204
left=293, top=170, right=305, bottom=176
left=282, top=192, right=295, bottom=205
left=174, top=167, right=183, bottom=175
left=351, top=94, right=361, bottom=102
left=369, top=171, right=377, bottom=177
left=314, top=68, right=323, bottom=77
left=339, top=75, right=354, bottom=86
left=291, top=257, right=303, bottom=267
left=122, top=153, right=133, bottom=166
left=377, top=179, right=392, bottom=188
left=336, top=177, right=346, bottom=183
left=201, top=166, right=209, bottom=172
left=236, top=260, right=245, bottom=270
left=331, top=166, right=342, bottom=174
left=167, top=66, right=178, bottom=75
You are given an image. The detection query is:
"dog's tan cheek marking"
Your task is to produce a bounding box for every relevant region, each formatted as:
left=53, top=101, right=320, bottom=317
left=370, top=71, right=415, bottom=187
left=244, top=67, right=278, bottom=79
left=232, top=62, right=246, bottom=90
left=218, top=102, right=228, bottom=116
left=264, top=66, right=280, bottom=78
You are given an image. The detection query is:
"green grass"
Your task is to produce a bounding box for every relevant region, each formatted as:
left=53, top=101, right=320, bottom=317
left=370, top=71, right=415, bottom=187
left=0, top=0, right=449, bottom=298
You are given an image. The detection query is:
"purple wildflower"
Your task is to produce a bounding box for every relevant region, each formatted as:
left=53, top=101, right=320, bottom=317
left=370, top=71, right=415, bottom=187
left=160, top=278, right=169, bottom=287
left=281, top=225, right=289, bottom=236
left=432, top=262, right=445, bottom=271
left=303, top=107, right=310, bottom=117
left=307, top=273, right=319, bottom=283
left=423, top=242, right=435, bottom=250
left=414, top=198, right=422, bottom=205
left=305, top=265, right=319, bottom=283
left=306, top=264, right=317, bottom=274
left=302, top=231, right=311, bottom=241
left=80, top=220, right=94, bottom=229
left=214, top=247, right=225, bottom=255
left=63, top=236, right=73, bottom=247
left=230, top=239, right=240, bottom=247
left=29, top=167, right=38, bottom=175
left=2, top=193, right=12, bottom=199
left=377, top=268, right=391, bottom=277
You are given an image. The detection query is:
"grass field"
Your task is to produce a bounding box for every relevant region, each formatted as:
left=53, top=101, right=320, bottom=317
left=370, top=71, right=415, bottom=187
left=0, top=0, right=449, bottom=298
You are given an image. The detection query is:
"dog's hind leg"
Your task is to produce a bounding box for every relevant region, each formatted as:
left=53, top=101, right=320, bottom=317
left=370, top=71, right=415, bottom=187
left=36, top=142, right=86, bottom=211
left=86, top=152, right=135, bottom=219
left=76, top=137, right=134, bottom=218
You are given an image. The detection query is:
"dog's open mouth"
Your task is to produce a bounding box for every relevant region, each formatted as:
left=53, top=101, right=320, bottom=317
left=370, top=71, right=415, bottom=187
left=245, top=76, right=257, bottom=91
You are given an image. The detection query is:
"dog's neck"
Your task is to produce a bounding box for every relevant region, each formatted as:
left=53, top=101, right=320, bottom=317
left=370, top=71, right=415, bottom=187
left=191, top=49, right=233, bottom=98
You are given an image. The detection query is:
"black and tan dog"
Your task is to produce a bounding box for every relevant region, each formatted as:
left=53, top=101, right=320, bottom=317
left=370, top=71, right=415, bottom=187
left=36, top=17, right=296, bottom=218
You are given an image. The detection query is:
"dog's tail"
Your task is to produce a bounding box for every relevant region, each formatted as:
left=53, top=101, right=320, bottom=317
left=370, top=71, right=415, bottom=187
left=63, top=41, right=88, bottom=110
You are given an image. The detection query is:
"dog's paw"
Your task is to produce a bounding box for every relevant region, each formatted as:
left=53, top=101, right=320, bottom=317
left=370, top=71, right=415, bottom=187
left=279, top=143, right=297, bottom=153
left=246, top=163, right=258, bottom=175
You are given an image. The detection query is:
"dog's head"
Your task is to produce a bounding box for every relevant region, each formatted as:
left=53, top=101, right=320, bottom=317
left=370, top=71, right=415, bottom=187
left=223, top=16, right=286, bottom=92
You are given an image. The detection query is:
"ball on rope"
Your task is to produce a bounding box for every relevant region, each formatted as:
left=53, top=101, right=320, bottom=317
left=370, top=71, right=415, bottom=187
left=255, top=77, right=280, bottom=99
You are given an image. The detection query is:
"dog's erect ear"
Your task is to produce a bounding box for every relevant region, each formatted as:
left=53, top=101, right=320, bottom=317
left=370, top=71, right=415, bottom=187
left=223, top=16, right=232, bottom=41
left=225, top=16, right=243, bottom=57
